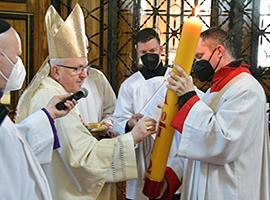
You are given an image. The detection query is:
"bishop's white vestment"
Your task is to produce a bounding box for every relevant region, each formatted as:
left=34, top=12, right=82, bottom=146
left=23, top=76, right=137, bottom=200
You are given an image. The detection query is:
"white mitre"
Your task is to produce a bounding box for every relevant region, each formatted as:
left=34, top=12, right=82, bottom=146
left=16, top=4, right=87, bottom=122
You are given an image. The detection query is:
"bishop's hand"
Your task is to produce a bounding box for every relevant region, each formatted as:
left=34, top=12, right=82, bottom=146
left=131, top=117, right=157, bottom=144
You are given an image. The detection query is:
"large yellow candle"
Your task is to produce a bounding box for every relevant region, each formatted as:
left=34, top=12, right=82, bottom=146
left=143, top=16, right=202, bottom=199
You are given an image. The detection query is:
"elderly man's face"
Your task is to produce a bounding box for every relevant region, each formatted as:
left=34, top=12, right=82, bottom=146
left=0, top=27, right=22, bottom=90
left=50, top=57, right=88, bottom=93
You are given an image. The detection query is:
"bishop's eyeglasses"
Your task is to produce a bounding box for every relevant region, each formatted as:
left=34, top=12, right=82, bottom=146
left=56, top=64, right=90, bottom=74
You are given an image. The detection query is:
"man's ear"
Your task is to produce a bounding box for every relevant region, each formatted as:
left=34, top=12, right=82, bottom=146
left=159, top=45, right=163, bottom=54
left=50, top=65, right=60, bottom=81
left=217, top=45, right=225, bottom=58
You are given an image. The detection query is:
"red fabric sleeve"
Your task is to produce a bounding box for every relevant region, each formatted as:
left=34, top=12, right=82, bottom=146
left=163, top=167, right=181, bottom=199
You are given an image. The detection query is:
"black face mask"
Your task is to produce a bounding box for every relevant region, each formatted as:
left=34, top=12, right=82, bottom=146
left=192, top=48, right=221, bottom=82
left=141, top=53, right=160, bottom=71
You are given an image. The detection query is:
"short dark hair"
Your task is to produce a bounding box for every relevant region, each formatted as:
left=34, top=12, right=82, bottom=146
left=201, top=27, right=236, bottom=58
left=134, top=28, right=160, bottom=46
left=0, top=19, right=11, bottom=34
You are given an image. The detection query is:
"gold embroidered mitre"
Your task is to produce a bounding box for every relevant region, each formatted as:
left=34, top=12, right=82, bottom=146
left=45, top=4, right=87, bottom=59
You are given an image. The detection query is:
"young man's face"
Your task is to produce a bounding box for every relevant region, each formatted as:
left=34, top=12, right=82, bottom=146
left=50, top=57, right=88, bottom=93
left=136, top=38, right=163, bottom=59
left=194, top=38, right=223, bottom=71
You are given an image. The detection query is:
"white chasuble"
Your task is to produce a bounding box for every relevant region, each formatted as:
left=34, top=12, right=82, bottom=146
left=25, top=77, right=137, bottom=200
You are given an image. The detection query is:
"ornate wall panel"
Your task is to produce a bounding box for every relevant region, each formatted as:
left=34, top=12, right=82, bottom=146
left=0, top=10, right=33, bottom=114
left=113, top=0, right=137, bottom=87
left=0, top=0, right=51, bottom=115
